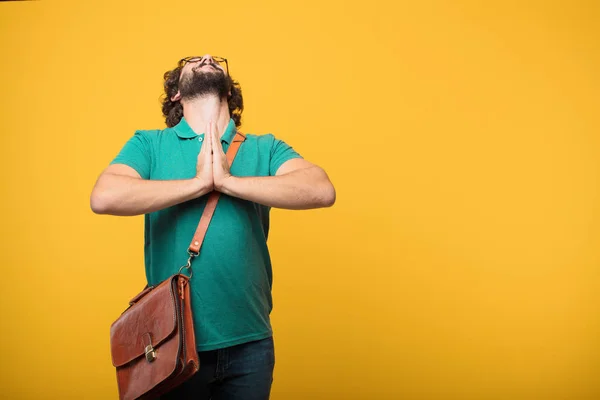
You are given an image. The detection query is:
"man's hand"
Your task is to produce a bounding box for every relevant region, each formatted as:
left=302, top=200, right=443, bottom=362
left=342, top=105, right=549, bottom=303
left=209, top=120, right=233, bottom=191
left=195, top=121, right=214, bottom=192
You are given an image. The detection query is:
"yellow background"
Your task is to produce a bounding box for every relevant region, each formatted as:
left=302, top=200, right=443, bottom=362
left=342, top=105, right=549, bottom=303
left=1, top=0, right=599, bottom=399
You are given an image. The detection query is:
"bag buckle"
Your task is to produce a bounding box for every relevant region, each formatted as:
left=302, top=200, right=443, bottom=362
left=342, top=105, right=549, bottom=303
left=177, top=250, right=198, bottom=279
left=145, top=344, right=157, bottom=362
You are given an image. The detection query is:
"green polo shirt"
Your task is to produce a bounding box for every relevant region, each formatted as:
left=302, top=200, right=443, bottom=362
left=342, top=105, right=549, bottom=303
left=109, top=117, right=302, bottom=351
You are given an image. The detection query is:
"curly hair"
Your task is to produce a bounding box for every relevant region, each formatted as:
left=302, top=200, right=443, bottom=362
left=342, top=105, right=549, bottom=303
left=160, top=66, right=244, bottom=128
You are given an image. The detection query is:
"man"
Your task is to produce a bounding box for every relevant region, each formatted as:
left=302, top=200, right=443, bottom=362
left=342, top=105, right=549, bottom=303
left=90, top=54, right=336, bottom=399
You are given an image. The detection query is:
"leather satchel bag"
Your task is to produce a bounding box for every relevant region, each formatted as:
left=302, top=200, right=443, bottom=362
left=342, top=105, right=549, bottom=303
left=109, top=131, right=246, bottom=400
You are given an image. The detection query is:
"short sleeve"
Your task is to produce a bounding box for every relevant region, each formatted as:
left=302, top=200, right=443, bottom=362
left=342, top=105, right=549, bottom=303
left=269, top=135, right=303, bottom=176
left=109, top=131, right=152, bottom=179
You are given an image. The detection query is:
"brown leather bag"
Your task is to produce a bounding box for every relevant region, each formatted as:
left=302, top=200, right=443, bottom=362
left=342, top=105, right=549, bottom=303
left=109, top=131, right=246, bottom=400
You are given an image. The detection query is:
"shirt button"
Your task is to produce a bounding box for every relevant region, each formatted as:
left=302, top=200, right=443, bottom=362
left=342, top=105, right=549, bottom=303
left=198, top=137, right=203, bottom=142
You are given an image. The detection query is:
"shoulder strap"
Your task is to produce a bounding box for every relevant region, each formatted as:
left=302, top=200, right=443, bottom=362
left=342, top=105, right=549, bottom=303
left=188, top=131, right=246, bottom=255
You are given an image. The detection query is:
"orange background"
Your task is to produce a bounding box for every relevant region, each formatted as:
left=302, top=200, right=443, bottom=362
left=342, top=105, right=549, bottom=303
left=0, top=0, right=599, bottom=399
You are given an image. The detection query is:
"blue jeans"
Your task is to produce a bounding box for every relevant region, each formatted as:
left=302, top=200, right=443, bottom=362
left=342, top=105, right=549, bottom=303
left=159, top=336, right=276, bottom=400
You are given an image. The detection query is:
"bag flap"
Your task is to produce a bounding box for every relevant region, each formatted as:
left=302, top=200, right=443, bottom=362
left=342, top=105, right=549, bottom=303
left=110, top=276, right=178, bottom=367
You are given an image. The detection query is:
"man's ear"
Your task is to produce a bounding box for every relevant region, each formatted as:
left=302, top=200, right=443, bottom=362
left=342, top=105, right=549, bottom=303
left=171, top=90, right=181, bottom=102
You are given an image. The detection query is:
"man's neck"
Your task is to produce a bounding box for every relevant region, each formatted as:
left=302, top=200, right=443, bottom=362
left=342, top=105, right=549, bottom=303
left=181, top=94, right=231, bottom=138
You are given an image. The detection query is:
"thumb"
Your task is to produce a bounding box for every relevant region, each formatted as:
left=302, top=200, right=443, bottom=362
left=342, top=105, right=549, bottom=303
left=198, top=130, right=208, bottom=156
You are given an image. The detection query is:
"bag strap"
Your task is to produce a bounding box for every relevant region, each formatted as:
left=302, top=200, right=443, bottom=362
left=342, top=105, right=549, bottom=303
left=177, top=130, right=246, bottom=279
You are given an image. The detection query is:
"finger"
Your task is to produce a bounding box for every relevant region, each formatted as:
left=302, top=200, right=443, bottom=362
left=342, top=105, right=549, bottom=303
left=210, top=120, right=219, bottom=153
left=208, top=121, right=214, bottom=157
left=199, top=137, right=206, bottom=157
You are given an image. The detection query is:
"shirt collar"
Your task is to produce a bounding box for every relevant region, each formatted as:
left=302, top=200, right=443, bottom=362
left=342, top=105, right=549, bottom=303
left=173, top=116, right=237, bottom=144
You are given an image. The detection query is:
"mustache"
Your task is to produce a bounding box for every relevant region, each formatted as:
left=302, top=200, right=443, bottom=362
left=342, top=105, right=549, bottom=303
left=194, top=61, right=221, bottom=72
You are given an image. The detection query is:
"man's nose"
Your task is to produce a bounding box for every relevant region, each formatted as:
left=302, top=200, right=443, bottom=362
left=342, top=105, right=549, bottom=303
left=201, top=54, right=214, bottom=64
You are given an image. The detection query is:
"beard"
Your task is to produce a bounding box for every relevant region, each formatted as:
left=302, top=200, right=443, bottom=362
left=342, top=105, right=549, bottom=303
left=178, top=64, right=231, bottom=101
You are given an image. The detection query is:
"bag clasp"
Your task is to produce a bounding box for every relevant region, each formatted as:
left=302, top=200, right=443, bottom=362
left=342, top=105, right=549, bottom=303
left=145, top=344, right=156, bottom=362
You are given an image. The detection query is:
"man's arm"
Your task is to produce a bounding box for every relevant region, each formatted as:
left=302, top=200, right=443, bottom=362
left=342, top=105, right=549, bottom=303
left=217, top=158, right=336, bottom=210
left=90, top=164, right=211, bottom=216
